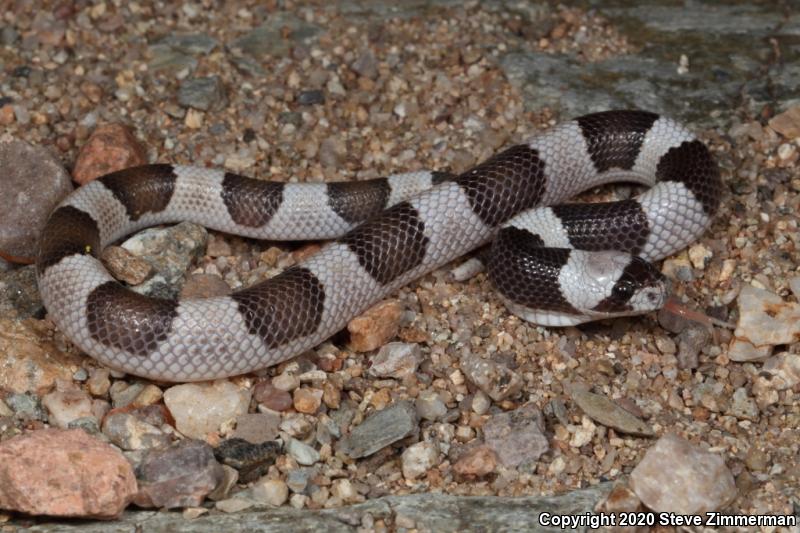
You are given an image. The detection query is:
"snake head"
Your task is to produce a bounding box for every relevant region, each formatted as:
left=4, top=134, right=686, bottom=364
left=584, top=253, right=668, bottom=318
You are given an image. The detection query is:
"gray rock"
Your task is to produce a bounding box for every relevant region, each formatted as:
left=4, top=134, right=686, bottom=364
left=415, top=390, right=447, bottom=422
left=109, top=382, right=146, bottom=409
left=337, top=401, right=418, bottom=459
left=227, top=15, right=321, bottom=59
left=67, top=417, right=103, bottom=437
left=15, top=483, right=613, bottom=532
left=630, top=433, right=737, bottom=514
left=286, top=467, right=316, bottom=494
left=120, top=222, right=208, bottom=299
left=351, top=50, right=379, bottom=79
left=759, top=352, right=800, bottom=391
left=369, top=342, right=420, bottom=379
left=147, top=33, right=216, bottom=75
left=0, top=265, right=42, bottom=319
left=318, top=136, right=346, bottom=168
left=297, top=89, right=325, bottom=105
left=789, top=277, right=800, bottom=298
left=147, top=44, right=198, bottom=74
left=5, top=392, right=46, bottom=422
left=286, top=438, right=320, bottom=466
left=401, top=441, right=440, bottom=480
left=156, top=33, right=218, bottom=55
left=727, top=387, right=759, bottom=421
left=228, top=53, right=266, bottom=77
left=499, top=3, right=800, bottom=124
left=101, top=412, right=171, bottom=451
left=207, top=464, right=238, bottom=502
left=133, top=439, right=225, bottom=509
left=460, top=349, right=522, bottom=401
left=483, top=403, right=548, bottom=468
left=569, top=387, right=654, bottom=437
left=1, top=26, right=19, bottom=46
left=0, top=138, right=72, bottom=258
left=676, top=326, right=711, bottom=369
left=178, top=76, right=227, bottom=111
left=278, top=111, right=303, bottom=127
left=232, top=412, right=281, bottom=444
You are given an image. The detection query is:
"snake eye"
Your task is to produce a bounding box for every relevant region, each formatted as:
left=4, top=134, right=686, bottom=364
left=612, top=280, right=635, bottom=300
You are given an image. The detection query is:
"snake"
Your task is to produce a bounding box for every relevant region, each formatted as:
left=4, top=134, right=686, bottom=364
left=36, top=110, right=721, bottom=382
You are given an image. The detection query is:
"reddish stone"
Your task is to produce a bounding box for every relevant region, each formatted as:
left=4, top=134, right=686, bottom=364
left=453, top=445, right=497, bottom=477
left=293, top=388, right=323, bottom=414
left=253, top=380, right=293, bottom=412
left=347, top=299, right=403, bottom=352
left=0, top=429, right=137, bottom=518
left=73, top=124, right=147, bottom=185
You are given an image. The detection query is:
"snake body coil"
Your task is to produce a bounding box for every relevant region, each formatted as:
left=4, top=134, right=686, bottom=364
left=37, top=111, right=721, bottom=381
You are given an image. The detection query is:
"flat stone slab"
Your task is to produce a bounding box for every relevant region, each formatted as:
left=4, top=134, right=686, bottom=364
left=19, top=483, right=612, bottom=533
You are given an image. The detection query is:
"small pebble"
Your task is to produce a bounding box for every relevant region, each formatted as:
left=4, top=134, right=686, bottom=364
left=178, top=76, right=227, bottom=111
left=369, top=342, right=420, bottom=379
left=688, top=243, right=712, bottom=269
left=232, top=412, right=280, bottom=444
left=293, top=388, right=323, bottom=414
left=286, top=438, right=320, bottom=466
left=330, top=478, right=359, bottom=504
left=286, top=467, right=315, bottom=493
left=570, top=387, right=654, bottom=437
left=101, top=412, right=171, bottom=450
left=453, top=445, right=497, bottom=477
left=401, top=441, right=439, bottom=480
left=767, top=105, right=800, bottom=139
left=471, top=391, right=491, bottom=415
left=253, top=381, right=294, bottom=411
left=251, top=478, right=289, bottom=506
left=460, top=350, right=522, bottom=401
left=101, top=246, right=152, bottom=285
left=207, top=465, right=238, bottom=501
left=415, top=390, right=447, bottom=421
left=347, top=299, right=403, bottom=352
left=297, top=89, right=325, bottom=105
left=483, top=403, right=548, bottom=468
left=337, top=401, right=418, bottom=459
left=271, top=372, right=301, bottom=392
left=215, top=497, right=254, bottom=513
left=87, top=369, right=111, bottom=397
left=41, top=389, right=94, bottom=429
left=132, top=384, right=163, bottom=407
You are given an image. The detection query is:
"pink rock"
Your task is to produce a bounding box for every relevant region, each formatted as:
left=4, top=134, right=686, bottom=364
left=630, top=433, right=737, bottom=514
left=347, top=299, right=403, bottom=352
left=72, top=123, right=147, bottom=185
left=0, top=429, right=137, bottom=518
left=453, top=445, right=497, bottom=477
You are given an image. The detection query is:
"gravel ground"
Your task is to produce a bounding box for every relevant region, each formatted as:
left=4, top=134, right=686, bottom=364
left=0, top=0, right=799, bottom=529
